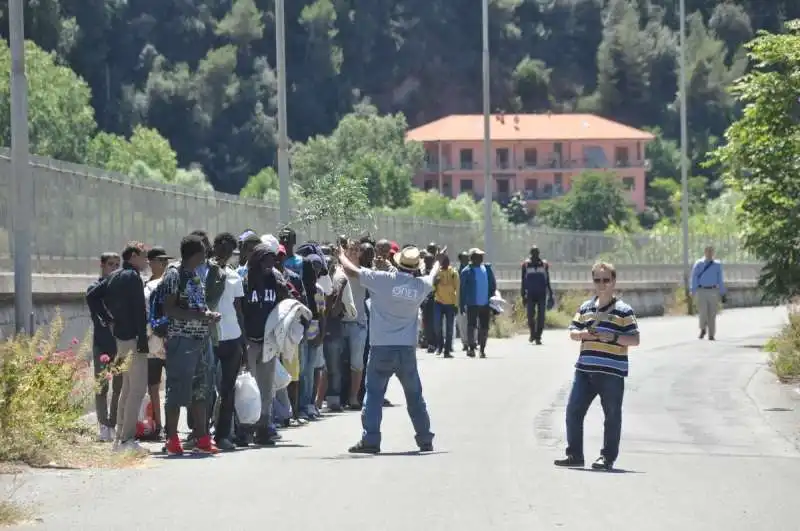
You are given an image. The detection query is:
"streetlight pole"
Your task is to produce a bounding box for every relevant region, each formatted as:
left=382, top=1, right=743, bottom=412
left=481, top=0, right=492, bottom=257
left=9, top=0, right=33, bottom=334
left=276, top=0, right=291, bottom=226
left=678, top=0, right=691, bottom=309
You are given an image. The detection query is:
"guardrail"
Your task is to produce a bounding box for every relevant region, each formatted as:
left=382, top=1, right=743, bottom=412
left=491, top=262, right=761, bottom=283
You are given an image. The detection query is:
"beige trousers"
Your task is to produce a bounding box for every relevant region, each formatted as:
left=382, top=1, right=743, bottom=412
left=696, top=289, right=720, bottom=337
left=114, top=339, right=149, bottom=443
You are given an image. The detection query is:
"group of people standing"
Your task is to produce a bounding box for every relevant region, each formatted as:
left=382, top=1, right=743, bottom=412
left=86, top=229, right=503, bottom=456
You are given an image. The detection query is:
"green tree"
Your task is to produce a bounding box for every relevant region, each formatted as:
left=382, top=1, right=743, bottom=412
left=240, top=167, right=279, bottom=199
left=709, top=21, right=800, bottom=302
left=86, top=126, right=177, bottom=181
left=505, top=192, right=530, bottom=224
left=536, top=171, right=634, bottom=231
left=291, top=104, right=423, bottom=208
left=0, top=39, right=96, bottom=162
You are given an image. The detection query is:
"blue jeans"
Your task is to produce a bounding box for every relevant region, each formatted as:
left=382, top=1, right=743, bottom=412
left=433, top=303, right=457, bottom=353
left=361, top=345, right=434, bottom=447
left=299, top=340, right=320, bottom=412
left=565, top=370, right=625, bottom=462
left=324, top=335, right=345, bottom=406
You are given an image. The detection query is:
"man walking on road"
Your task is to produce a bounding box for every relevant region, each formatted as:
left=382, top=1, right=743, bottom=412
left=690, top=246, right=726, bottom=340
left=555, top=261, right=640, bottom=471
left=338, top=245, right=437, bottom=454
left=459, top=248, right=496, bottom=358
left=521, top=245, right=554, bottom=345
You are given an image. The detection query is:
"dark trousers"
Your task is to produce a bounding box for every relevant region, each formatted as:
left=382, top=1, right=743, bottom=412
left=212, top=339, right=243, bottom=441
left=526, top=297, right=547, bottom=340
left=466, top=305, right=491, bottom=352
left=565, top=370, right=625, bottom=463
left=93, top=345, right=122, bottom=428
left=421, top=299, right=436, bottom=347
left=434, top=302, right=456, bottom=353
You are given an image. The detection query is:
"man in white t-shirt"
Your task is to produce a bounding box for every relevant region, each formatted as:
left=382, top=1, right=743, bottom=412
left=210, top=232, right=247, bottom=451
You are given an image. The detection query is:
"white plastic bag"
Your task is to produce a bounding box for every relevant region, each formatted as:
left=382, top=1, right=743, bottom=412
left=273, top=360, right=291, bottom=391
left=234, top=371, right=262, bottom=425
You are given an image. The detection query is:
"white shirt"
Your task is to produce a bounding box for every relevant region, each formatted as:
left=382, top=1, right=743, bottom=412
left=144, top=276, right=165, bottom=359
left=218, top=266, right=245, bottom=341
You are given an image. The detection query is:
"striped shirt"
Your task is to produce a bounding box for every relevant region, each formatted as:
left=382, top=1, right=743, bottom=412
left=569, top=297, right=639, bottom=378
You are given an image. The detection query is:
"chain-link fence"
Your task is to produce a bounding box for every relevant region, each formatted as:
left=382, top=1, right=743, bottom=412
left=0, top=149, right=757, bottom=277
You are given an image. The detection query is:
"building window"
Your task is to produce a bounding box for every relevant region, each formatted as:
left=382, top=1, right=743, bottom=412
left=524, top=148, right=538, bottom=167
left=459, top=149, right=473, bottom=170
left=622, top=177, right=635, bottom=190
left=554, top=173, right=563, bottom=194
left=495, top=148, right=509, bottom=169
left=460, top=179, right=474, bottom=193
left=582, top=146, right=608, bottom=168
left=636, top=142, right=641, bottom=161
left=424, top=179, right=435, bottom=191
left=615, top=146, right=630, bottom=167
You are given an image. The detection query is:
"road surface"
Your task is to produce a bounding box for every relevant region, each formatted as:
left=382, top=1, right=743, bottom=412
left=4, top=307, right=800, bottom=531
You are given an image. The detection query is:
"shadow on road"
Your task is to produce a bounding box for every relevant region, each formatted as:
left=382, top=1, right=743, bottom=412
left=567, top=467, right=644, bottom=475
left=314, top=450, right=450, bottom=460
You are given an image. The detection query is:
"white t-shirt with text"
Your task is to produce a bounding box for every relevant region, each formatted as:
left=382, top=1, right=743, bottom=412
left=218, top=266, right=245, bottom=341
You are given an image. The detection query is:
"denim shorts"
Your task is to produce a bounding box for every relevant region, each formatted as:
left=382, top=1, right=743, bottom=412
left=311, top=343, right=325, bottom=370
left=165, top=335, right=210, bottom=408
left=343, top=322, right=368, bottom=371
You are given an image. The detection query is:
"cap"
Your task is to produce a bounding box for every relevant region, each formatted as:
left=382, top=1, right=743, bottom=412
left=259, top=234, right=280, bottom=254
left=277, top=244, right=287, bottom=256
left=469, top=247, right=485, bottom=256
left=147, top=246, right=174, bottom=260
left=390, top=241, right=400, bottom=253
left=239, top=230, right=257, bottom=242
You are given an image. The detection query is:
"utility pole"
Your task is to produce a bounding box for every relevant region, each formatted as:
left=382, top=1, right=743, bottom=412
left=276, top=0, right=291, bottom=226
left=679, top=0, right=691, bottom=313
left=9, top=0, right=33, bottom=334
left=481, top=0, right=493, bottom=257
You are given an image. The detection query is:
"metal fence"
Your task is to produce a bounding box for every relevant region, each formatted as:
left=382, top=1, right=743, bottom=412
left=0, top=149, right=757, bottom=277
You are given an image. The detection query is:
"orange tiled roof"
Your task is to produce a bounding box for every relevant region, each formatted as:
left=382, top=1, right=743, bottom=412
left=405, top=113, right=655, bottom=142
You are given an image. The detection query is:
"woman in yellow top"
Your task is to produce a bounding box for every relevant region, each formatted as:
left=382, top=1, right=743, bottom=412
left=433, top=254, right=459, bottom=358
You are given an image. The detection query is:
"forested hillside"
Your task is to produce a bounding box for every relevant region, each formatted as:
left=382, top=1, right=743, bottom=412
left=1, top=0, right=798, bottom=196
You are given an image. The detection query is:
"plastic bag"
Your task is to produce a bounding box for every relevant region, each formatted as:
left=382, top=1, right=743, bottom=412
left=234, top=371, right=262, bottom=425
left=136, top=394, right=156, bottom=438
left=274, top=360, right=291, bottom=391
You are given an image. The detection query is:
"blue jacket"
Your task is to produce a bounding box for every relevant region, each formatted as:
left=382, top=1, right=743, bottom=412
left=459, top=263, right=496, bottom=311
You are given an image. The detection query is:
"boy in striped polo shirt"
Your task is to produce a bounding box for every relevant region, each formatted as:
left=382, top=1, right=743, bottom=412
left=554, top=261, right=640, bottom=471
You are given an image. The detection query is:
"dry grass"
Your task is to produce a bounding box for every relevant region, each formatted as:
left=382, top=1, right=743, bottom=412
left=489, top=290, right=590, bottom=339
left=767, top=304, right=800, bottom=382
left=664, top=287, right=691, bottom=316
left=0, top=315, right=147, bottom=471
left=0, top=500, right=30, bottom=527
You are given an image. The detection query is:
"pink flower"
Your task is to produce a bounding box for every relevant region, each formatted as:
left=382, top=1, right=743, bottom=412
left=99, top=354, right=111, bottom=364
left=34, top=355, right=43, bottom=362
left=71, top=337, right=79, bottom=345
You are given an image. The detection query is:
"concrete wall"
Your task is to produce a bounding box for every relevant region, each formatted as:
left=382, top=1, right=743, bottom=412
left=0, top=274, right=765, bottom=345
left=496, top=279, right=765, bottom=317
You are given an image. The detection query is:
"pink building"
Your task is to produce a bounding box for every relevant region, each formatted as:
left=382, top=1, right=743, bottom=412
left=406, top=113, right=654, bottom=212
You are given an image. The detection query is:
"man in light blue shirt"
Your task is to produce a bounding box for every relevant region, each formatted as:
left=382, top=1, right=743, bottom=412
left=690, top=246, right=726, bottom=340
left=459, top=248, right=496, bottom=358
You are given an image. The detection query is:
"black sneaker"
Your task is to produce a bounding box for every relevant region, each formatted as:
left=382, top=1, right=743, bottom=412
left=215, top=438, right=237, bottom=452
left=348, top=440, right=380, bottom=454
left=591, top=456, right=613, bottom=471
left=529, top=335, right=535, bottom=343
left=234, top=433, right=253, bottom=448
left=419, top=442, right=434, bottom=452
left=479, top=351, right=486, bottom=358
left=467, top=348, right=476, bottom=358
left=554, top=455, right=585, bottom=468
left=253, top=434, right=277, bottom=447
left=535, top=339, right=542, bottom=345
left=443, top=352, right=453, bottom=359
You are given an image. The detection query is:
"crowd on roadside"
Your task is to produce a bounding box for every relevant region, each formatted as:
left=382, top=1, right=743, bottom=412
left=85, top=228, right=507, bottom=456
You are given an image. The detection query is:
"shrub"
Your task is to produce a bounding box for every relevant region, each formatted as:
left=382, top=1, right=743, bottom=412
left=0, top=316, right=92, bottom=464
left=769, top=306, right=800, bottom=382
left=489, top=292, right=587, bottom=338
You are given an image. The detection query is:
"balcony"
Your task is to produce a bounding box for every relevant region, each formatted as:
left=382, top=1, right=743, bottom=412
left=422, top=158, right=646, bottom=173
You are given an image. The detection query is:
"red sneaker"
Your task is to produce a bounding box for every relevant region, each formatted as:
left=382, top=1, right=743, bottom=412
left=165, top=435, right=184, bottom=456
left=194, top=435, right=219, bottom=455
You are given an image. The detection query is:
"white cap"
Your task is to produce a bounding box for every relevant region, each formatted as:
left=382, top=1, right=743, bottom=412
left=260, top=234, right=280, bottom=254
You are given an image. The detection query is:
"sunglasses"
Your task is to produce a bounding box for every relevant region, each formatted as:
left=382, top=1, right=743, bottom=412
left=593, top=277, right=613, bottom=284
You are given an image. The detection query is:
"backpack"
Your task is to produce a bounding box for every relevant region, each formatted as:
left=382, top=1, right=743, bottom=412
left=148, top=267, right=189, bottom=338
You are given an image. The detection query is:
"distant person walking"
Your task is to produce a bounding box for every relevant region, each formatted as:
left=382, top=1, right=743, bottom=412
left=555, top=261, right=640, bottom=471
left=521, top=245, right=554, bottom=345
left=459, top=248, right=496, bottom=358
left=690, top=246, right=726, bottom=340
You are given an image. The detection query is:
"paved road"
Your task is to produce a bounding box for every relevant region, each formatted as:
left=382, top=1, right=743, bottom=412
left=4, top=307, right=800, bottom=531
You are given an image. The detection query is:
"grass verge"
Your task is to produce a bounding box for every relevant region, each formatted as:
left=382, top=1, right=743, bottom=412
left=490, top=290, right=591, bottom=339
left=0, top=500, right=30, bottom=527
left=766, top=304, right=800, bottom=382
left=0, top=315, right=146, bottom=470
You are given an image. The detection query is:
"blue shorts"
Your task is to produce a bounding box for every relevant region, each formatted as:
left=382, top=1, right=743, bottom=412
left=165, top=335, right=211, bottom=408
